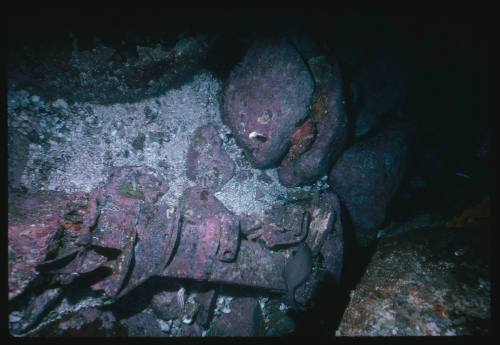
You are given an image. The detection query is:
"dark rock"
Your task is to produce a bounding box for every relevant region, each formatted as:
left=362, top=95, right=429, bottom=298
left=131, top=132, right=146, bottom=150
left=9, top=33, right=216, bottom=105
left=279, top=56, right=349, bottom=186
left=329, top=123, right=409, bottom=247
left=179, top=322, right=204, bottom=336
left=222, top=36, right=314, bottom=168
left=337, top=224, right=490, bottom=336
left=208, top=297, right=263, bottom=336
left=151, top=290, right=182, bottom=321
left=264, top=299, right=296, bottom=336
left=192, top=287, right=217, bottom=328
left=120, top=310, right=164, bottom=337
left=186, top=124, right=235, bottom=192
left=14, top=288, right=63, bottom=334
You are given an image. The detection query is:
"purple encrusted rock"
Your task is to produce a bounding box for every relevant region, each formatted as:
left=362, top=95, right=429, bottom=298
left=222, top=36, right=314, bottom=168
left=8, top=191, right=88, bottom=300
left=279, top=56, right=349, bottom=187
left=186, top=124, right=235, bottom=191
left=329, top=122, right=409, bottom=247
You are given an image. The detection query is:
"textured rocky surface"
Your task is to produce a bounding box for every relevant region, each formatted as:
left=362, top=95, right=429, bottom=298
left=329, top=122, right=409, bottom=247
left=222, top=36, right=314, bottom=168
left=8, top=33, right=217, bottom=105
left=337, top=222, right=490, bottom=336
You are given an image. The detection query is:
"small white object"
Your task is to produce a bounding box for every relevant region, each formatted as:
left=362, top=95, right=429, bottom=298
left=249, top=131, right=267, bottom=142
left=182, top=316, right=193, bottom=325
left=455, top=172, right=471, bottom=179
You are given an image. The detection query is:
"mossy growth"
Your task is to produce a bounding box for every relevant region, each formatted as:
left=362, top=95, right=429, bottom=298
left=118, top=180, right=144, bottom=199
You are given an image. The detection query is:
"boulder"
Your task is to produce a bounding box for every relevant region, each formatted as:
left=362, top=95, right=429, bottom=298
left=222, top=36, right=314, bottom=168
left=337, top=224, right=490, bottom=336
left=329, top=123, right=409, bottom=247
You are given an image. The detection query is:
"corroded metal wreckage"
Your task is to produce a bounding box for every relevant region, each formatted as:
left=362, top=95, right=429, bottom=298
left=9, top=165, right=344, bottom=335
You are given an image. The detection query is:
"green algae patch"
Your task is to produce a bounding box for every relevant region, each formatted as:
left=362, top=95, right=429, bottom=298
left=118, top=181, right=144, bottom=199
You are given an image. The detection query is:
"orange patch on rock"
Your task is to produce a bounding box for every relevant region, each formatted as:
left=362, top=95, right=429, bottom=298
left=286, top=119, right=317, bottom=161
